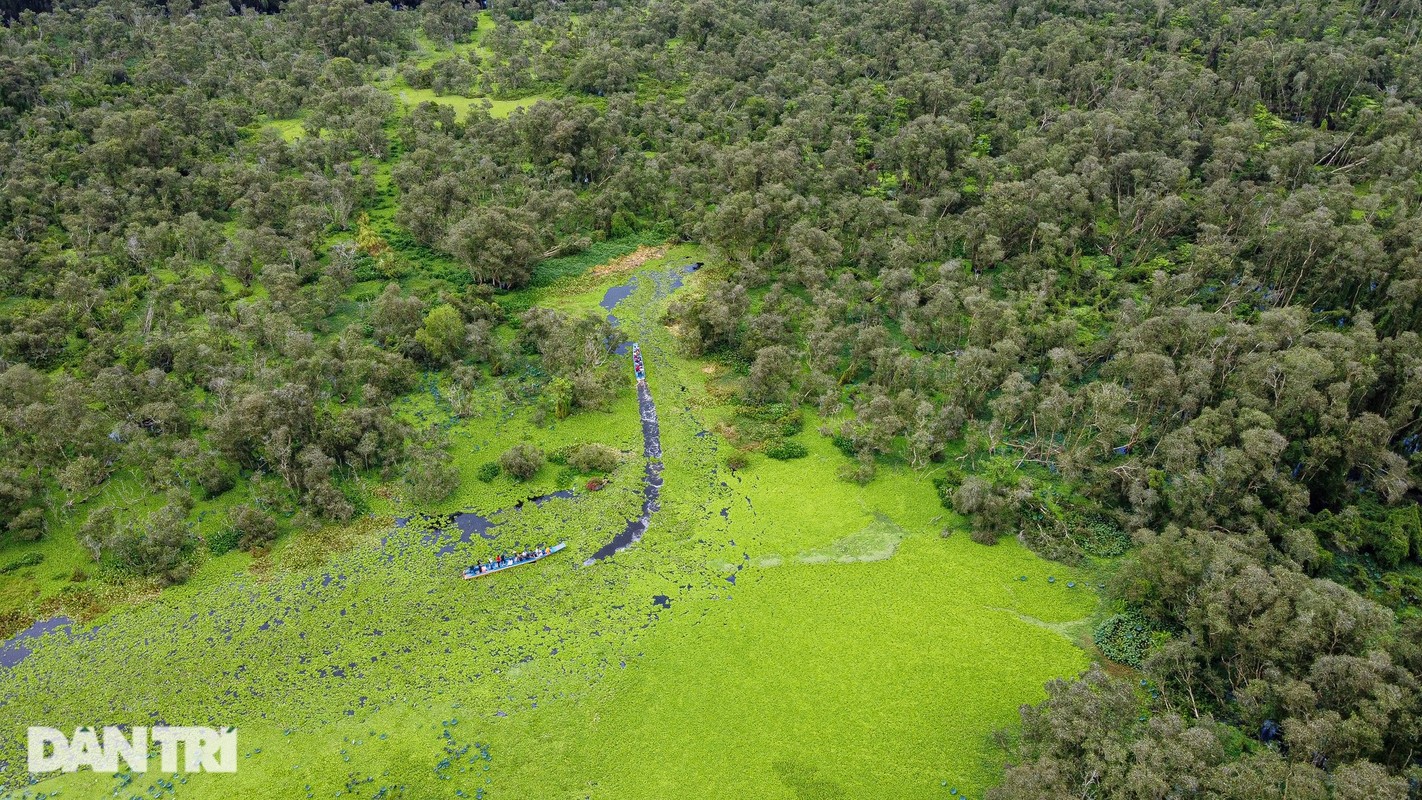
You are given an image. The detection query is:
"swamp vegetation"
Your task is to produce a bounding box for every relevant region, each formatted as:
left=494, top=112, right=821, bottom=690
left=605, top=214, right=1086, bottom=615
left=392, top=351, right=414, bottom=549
left=0, top=0, right=1419, bottom=796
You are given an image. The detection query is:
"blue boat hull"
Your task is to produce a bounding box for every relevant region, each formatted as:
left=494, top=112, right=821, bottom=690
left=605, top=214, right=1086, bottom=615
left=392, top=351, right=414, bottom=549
left=463, top=542, right=567, bottom=579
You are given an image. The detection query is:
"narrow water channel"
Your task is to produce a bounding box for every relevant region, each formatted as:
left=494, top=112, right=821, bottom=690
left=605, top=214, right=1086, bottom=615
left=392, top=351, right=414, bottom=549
left=582, top=261, right=698, bottom=562
left=586, top=378, right=663, bottom=563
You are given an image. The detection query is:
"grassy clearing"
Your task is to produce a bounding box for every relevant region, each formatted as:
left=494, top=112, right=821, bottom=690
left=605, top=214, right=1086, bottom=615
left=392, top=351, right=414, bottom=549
left=0, top=465, right=265, bottom=629
left=262, top=117, right=306, bottom=142
left=390, top=88, right=546, bottom=121
left=530, top=232, right=674, bottom=288
left=5, top=250, right=1098, bottom=800
left=380, top=371, right=644, bottom=517
left=246, top=14, right=541, bottom=148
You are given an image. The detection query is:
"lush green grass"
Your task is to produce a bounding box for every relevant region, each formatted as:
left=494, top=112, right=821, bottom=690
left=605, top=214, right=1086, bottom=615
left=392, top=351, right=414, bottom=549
left=262, top=117, right=306, bottom=142
left=4, top=251, right=1098, bottom=800
left=379, top=371, right=644, bottom=517
left=249, top=14, right=542, bottom=148
left=502, top=241, right=704, bottom=318
left=390, top=88, right=546, bottom=121
left=0, top=465, right=265, bottom=628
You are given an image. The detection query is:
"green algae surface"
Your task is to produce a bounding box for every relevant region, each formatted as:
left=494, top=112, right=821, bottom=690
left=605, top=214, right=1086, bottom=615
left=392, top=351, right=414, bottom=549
left=1, top=251, right=1096, bottom=800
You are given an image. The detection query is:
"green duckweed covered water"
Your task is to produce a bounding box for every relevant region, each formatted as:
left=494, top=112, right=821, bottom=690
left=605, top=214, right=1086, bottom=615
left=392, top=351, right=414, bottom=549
left=1, top=250, right=1096, bottom=799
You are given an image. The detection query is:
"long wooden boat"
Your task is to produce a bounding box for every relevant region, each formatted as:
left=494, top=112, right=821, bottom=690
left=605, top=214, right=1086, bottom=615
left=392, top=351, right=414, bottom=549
left=463, top=542, right=566, bottom=579
left=632, top=343, right=645, bottom=382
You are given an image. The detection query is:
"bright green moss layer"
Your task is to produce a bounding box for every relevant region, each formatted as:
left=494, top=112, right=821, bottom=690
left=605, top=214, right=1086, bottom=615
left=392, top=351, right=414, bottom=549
left=485, top=536, right=1092, bottom=799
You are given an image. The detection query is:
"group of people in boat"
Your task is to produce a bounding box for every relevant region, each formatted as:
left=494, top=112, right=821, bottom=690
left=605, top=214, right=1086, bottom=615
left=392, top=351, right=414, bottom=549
left=471, top=546, right=553, bottom=574
left=633, top=345, right=645, bottom=379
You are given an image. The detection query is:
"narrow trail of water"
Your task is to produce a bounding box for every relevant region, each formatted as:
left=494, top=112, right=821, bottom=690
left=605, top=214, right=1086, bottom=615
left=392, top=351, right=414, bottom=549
left=581, top=260, right=698, bottom=562
left=586, top=379, right=663, bottom=563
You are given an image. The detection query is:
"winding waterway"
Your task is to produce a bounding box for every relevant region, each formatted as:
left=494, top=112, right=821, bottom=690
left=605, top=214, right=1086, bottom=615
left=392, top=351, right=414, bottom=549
left=581, top=261, right=698, bottom=562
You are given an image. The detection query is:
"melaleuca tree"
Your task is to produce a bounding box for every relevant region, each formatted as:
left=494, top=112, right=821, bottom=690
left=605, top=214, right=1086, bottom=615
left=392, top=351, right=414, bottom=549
left=445, top=206, right=544, bottom=289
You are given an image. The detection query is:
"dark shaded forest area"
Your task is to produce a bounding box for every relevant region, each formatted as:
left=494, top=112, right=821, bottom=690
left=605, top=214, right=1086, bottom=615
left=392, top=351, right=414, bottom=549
left=1, top=0, right=435, bottom=24
left=0, top=0, right=1420, bottom=795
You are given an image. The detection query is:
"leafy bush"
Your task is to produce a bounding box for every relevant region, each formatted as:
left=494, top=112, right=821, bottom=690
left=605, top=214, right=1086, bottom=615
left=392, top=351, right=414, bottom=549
left=475, top=462, right=501, bottom=483
left=742, top=402, right=791, bottom=422
left=6, top=507, right=45, bottom=542
left=194, top=453, right=237, bottom=500
left=735, top=403, right=804, bottom=442
left=500, top=444, right=545, bottom=481
left=207, top=527, right=242, bottom=556
left=382, top=225, right=468, bottom=287
left=403, top=446, right=460, bottom=505
left=1311, top=501, right=1422, bottom=570
left=764, top=439, right=808, bottom=460
left=110, top=505, right=196, bottom=585
left=1078, top=518, right=1130, bottom=558
left=568, top=443, right=620, bottom=473
left=931, top=466, right=966, bottom=510
left=745, top=400, right=802, bottom=431
left=1094, top=611, right=1153, bottom=668
left=229, top=504, right=279, bottom=552
left=838, top=454, right=876, bottom=485
left=953, top=471, right=1030, bottom=544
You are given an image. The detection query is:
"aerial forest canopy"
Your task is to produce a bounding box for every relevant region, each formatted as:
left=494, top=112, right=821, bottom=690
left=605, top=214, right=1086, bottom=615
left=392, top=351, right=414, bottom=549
left=0, top=0, right=1420, bottom=795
